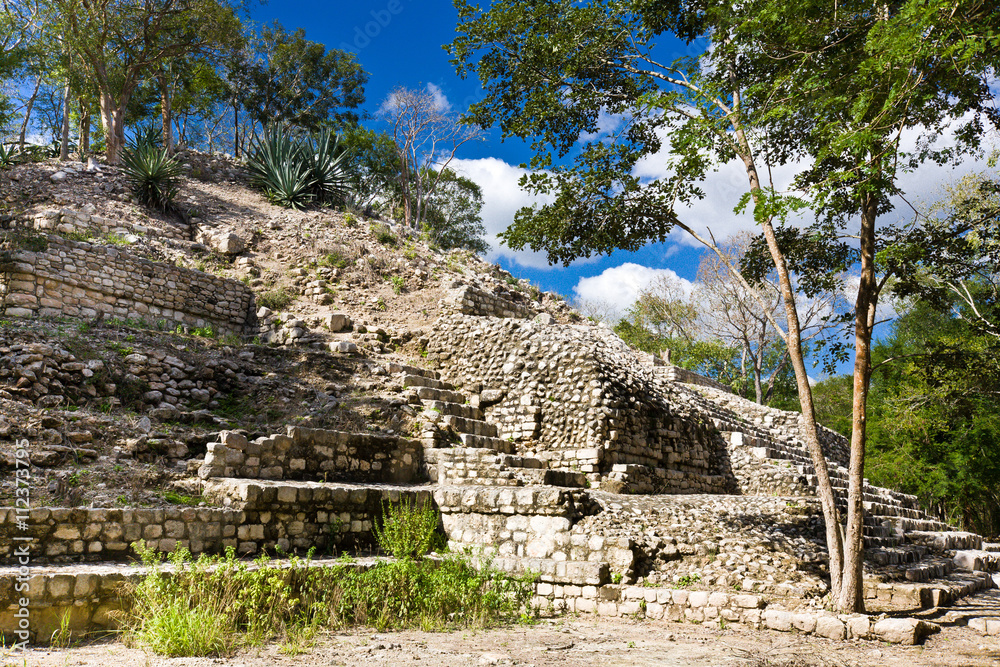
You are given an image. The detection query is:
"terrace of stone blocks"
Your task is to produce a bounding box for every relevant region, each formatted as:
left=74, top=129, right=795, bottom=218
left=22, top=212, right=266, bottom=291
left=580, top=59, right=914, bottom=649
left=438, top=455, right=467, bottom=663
left=0, top=153, right=998, bottom=646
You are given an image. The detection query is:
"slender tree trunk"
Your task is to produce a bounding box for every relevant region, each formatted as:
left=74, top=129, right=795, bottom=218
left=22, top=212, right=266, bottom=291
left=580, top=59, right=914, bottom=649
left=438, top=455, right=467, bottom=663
left=59, top=77, right=71, bottom=161
left=838, top=191, right=878, bottom=612
left=78, top=98, right=90, bottom=156
left=159, top=74, right=174, bottom=155
left=233, top=102, right=239, bottom=158
left=18, top=74, right=42, bottom=149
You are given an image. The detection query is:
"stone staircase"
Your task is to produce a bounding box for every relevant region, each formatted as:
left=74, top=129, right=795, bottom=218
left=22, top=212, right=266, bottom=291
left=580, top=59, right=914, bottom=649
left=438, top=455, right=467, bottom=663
left=657, top=380, right=998, bottom=619
left=391, top=362, right=586, bottom=489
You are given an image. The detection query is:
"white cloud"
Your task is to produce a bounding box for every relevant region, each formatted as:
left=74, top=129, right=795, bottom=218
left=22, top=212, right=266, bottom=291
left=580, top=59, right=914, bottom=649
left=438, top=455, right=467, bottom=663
left=573, top=263, right=695, bottom=321
left=379, top=83, right=452, bottom=115
left=426, top=83, right=452, bottom=113
left=450, top=157, right=565, bottom=269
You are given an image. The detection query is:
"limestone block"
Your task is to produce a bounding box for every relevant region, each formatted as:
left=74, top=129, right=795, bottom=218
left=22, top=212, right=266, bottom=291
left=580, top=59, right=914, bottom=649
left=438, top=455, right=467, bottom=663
left=846, top=615, right=872, bottom=639
left=873, top=618, right=939, bottom=645
left=763, top=609, right=794, bottom=632
left=815, top=615, right=846, bottom=640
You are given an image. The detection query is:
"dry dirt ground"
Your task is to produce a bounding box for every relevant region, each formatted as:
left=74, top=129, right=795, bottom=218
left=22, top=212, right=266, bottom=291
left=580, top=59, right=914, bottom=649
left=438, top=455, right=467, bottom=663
left=8, top=617, right=1000, bottom=667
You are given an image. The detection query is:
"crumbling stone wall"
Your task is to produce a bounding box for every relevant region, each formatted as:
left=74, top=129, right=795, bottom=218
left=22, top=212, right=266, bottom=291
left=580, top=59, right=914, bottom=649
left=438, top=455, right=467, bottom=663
left=0, top=235, right=256, bottom=335
left=428, top=315, right=734, bottom=493
left=0, top=482, right=434, bottom=563
left=443, top=283, right=537, bottom=319
left=199, top=427, right=425, bottom=484
left=32, top=206, right=187, bottom=241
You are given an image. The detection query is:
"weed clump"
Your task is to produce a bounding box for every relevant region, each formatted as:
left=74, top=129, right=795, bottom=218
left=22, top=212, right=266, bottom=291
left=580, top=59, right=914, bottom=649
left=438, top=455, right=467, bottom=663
left=121, top=501, right=534, bottom=656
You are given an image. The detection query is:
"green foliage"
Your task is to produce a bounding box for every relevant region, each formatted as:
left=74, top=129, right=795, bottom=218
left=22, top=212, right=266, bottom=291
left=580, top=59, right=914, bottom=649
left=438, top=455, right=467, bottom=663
left=247, top=125, right=352, bottom=209
left=373, top=498, right=442, bottom=560
left=227, top=22, right=368, bottom=132
left=421, top=168, right=489, bottom=254
left=123, top=524, right=533, bottom=655
left=372, top=223, right=397, bottom=247
left=121, top=142, right=182, bottom=212
left=811, top=376, right=854, bottom=438
left=164, top=491, right=203, bottom=506
left=863, top=299, right=1000, bottom=537
left=256, top=287, right=294, bottom=311
left=0, top=143, right=19, bottom=169
left=390, top=275, right=406, bottom=294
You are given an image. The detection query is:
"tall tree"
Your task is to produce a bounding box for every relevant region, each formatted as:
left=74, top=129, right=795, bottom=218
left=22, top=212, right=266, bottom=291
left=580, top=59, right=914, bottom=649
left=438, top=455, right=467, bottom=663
left=40, top=0, right=243, bottom=163
left=450, top=0, right=1000, bottom=612
left=227, top=22, right=366, bottom=134
left=421, top=167, right=489, bottom=254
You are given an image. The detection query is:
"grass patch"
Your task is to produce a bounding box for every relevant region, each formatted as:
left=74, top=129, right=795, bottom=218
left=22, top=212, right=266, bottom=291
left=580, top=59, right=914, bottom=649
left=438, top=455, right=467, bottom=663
left=372, top=223, right=397, bottom=247
left=257, top=288, right=294, bottom=311
left=121, top=501, right=533, bottom=656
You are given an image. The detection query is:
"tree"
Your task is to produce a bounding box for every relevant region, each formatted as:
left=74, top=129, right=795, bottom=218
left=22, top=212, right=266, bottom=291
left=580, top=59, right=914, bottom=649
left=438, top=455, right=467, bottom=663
left=421, top=167, right=489, bottom=254
left=866, top=299, right=1000, bottom=537
left=340, top=125, right=402, bottom=213
left=39, top=0, right=243, bottom=163
left=227, top=22, right=367, bottom=134
left=697, top=233, right=842, bottom=405
left=380, top=85, right=482, bottom=228
left=450, top=0, right=1000, bottom=612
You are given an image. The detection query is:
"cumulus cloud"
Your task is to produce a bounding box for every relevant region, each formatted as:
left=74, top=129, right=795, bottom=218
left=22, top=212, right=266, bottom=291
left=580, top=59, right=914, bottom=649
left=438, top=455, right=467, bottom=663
left=572, top=263, right=695, bottom=322
left=449, top=157, right=563, bottom=269
left=426, top=82, right=452, bottom=113
left=379, top=82, right=452, bottom=114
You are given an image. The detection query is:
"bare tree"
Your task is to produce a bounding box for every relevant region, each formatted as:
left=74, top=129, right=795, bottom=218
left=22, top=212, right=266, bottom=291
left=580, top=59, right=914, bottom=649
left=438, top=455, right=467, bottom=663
left=380, top=85, right=482, bottom=228
left=695, top=232, right=843, bottom=404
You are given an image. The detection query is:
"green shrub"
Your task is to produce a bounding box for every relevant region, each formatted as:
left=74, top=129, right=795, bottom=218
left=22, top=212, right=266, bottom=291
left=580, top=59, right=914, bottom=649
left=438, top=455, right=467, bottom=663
left=372, top=223, right=397, bottom=247
left=257, top=288, right=294, bottom=311
left=121, top=142, right=182, bottom=212
left=373, top=497, right=441, bottom=559
left=122, top=513, right=534, bottom=656
left=390, top=275, right=405, bottom=294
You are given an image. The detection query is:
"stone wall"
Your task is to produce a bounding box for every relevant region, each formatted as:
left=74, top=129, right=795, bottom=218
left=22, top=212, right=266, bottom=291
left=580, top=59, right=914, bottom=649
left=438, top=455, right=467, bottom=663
left=32, top=206, right=188, bottom=241
left=199, top=427, right=425, bottom=484
left=0, top=482, right=434, bottom=564
left=429, top=315, right=734, bottom=493
left=0, top=234, right=256, bottom=335
left=654, top=365, right=732, bottom=393
left=433, top=486, right=637, bottom=581
left=443, top=283, right=536, bottom=319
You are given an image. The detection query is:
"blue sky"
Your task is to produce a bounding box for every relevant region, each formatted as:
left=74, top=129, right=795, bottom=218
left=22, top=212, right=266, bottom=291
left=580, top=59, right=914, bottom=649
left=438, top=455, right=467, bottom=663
left=254, top=1, right=998, bottom=377
left=253, top=0, right=708, bottom=299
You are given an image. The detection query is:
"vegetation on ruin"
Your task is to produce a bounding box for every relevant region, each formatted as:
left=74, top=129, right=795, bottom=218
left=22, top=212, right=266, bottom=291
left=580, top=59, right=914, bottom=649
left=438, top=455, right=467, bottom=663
left=121, top=501, right=534, bottom=656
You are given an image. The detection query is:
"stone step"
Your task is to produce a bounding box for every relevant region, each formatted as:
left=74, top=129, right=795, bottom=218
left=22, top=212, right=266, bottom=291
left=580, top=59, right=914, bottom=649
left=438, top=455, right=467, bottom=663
left=442, top=414, right=499, bottom=438
left=864, top=569, right=995, bottom=610
left=388, top=362, right=439, bottom=379
left=906, top=531, right=981, bottom=551
left=416, top=385, right=467, bottom=404
left=478, top=556, right=610, bottom=586
left=404, top=374, right=454, bottom=391
left=423, top=400, right=483, bottom=421
left=458, top=432, right=516, bottom=454
left=954, top=550, right=1000, bottom=573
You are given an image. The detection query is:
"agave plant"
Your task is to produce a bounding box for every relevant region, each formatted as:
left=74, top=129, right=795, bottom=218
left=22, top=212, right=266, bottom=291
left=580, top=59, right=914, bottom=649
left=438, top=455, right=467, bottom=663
left=247, top=126, right=315, bottom=209
left=307, top=129, right=352, bottom=207
left=0, top=142, right=19, bottom=169
left=248, top=125, right=354, bottom=210
left=121, top=142, right=182, bottom=211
